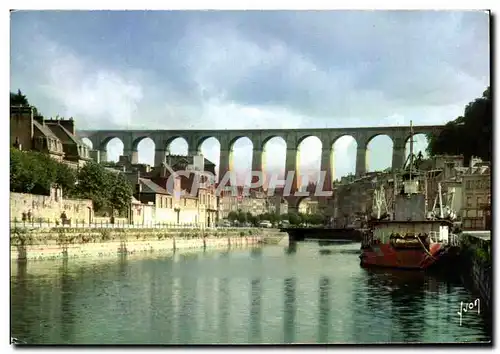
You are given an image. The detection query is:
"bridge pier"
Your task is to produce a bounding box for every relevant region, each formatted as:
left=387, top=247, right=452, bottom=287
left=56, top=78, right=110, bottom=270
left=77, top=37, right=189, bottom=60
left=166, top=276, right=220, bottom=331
left=355, top=147, right=367, bottom=176
left=320, top=147, right=333, bottom=192
left=155, top=149, right=167, bottom=166
left=392, top=138, right=406, bottom=171
left=124, top=149, right=139, bottom=164
left=219, top=148, right=230, bottom=184
left=252, top=147, right=264, bottom=187
left=285, top=147, right=299, bottom=193
left=98, top=149, right=107, bottom=163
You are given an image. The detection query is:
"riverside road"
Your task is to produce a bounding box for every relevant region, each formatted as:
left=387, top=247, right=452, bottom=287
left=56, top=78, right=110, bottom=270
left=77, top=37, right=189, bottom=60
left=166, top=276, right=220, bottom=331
left=10, top=241, right=491, bottom=344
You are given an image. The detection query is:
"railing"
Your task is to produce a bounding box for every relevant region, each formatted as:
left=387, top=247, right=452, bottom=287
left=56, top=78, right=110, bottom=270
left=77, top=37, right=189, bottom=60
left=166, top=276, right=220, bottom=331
left=449, top=233, right=459, bottom=247
left=428, top=231, right=440, bottom=243
left=10, top=220, right=261, bottom=230
left=428, top=230, right=459, bottom=246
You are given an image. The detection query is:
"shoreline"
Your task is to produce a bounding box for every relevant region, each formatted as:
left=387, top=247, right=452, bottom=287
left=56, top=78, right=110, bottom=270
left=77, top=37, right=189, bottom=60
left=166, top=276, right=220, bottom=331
left=10, top=227, right=288, bottom=262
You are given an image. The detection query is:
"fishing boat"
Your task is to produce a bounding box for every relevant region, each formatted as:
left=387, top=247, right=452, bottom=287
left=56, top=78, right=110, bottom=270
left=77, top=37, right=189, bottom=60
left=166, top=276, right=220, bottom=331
left=359, top=121, right=459, bottom=270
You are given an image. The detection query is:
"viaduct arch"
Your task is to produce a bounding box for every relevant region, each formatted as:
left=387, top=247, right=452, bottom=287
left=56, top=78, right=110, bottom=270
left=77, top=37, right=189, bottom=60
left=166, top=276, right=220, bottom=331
left=78, top=125, right=443, bottom=211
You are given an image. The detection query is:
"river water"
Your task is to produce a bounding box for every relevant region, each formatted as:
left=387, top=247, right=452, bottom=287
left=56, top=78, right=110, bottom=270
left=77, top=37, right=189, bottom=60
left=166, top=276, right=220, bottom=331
left=10, top=241, right=491, bottom=344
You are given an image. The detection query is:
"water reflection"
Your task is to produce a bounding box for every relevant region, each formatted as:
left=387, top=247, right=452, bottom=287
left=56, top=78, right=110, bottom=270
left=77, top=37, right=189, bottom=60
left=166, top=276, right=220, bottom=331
left=283, top=277, right=296, bottom=343
left=60, top=259, right=75, bottom=342
left=250, top=247, right=263, bottom=259
left=10, top=243, right=492, bottom=345
left=11, top=262, right=28, bottom=341
left=179, top=270, right=197, bottom=343
left=218, top=278, right=230, bottom=344
left=249, top=278, right=262, bottom=343
left=152, top=256, right=174, bottom=342
left=285, top=242, right=297, bottom=255
left=317, top=276, right=330, bottom=343
left=319, top=249, right=333, bottom=256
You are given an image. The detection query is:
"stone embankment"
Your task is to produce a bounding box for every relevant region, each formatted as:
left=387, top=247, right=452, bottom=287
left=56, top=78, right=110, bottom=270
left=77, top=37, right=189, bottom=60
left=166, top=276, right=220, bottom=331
left=10, top=226, right=288, bottom=261
left=458, top=231, right=492, bottom=310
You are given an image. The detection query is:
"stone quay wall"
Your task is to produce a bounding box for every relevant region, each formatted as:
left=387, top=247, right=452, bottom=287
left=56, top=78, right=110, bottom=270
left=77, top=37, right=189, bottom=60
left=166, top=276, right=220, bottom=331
left=10, top=227, right=288, bottom=261
left=458, top=232, right=492, bottom=310
left=10, top=192, right=93, bottom=224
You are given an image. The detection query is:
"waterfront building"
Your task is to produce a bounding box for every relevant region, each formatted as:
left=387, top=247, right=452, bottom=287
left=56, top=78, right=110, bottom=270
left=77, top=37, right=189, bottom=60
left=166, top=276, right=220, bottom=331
left=218, top=186, right=287, bottom=219
left=460, top=158, right=491, bottom=230
left=332, top=171, right=395, bottom=227
left=267, top=196, right=289, bottom=216
left=424, top=155, right=491, bottom=230
left=124, top=154, right=219, bottom=226
left=298, top=199, right=319, bottom=215
left=10, top=106, right=91, bottom=167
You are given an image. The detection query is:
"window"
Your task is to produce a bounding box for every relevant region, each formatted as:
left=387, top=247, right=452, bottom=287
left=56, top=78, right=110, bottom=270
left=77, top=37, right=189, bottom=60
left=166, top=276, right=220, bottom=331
left=477, top=197, right=483, bottom=207
left=478, top=210, right=483, bottom=218
left=467, top=210, right=476, bottom=218
left=464, top=219, right=472, bottom=228
left=466, top=196, right=473, bottom=207
left=473, top=219, right=483, bottom=230
left=159, top=197, right=163, bottom=208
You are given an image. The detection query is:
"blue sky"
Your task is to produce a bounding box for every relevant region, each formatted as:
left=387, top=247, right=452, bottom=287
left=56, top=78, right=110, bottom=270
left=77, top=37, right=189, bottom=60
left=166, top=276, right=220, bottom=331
left=10, top=10, right=490, bottom=183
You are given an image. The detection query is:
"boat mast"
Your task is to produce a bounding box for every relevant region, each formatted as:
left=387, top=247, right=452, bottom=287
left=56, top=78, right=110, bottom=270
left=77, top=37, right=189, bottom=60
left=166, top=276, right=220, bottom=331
left=409, top=120, right=414, bottom=183
left=438, top=182, right=444, bottom=218
left=424, top=173, right=428, bottom=215
left=392, top=171, right=397, bottom=220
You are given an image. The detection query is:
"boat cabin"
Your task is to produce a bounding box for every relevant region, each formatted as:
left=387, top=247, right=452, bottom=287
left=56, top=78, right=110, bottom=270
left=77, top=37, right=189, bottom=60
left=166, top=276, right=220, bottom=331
left=371, top=220, right=453, bottom=245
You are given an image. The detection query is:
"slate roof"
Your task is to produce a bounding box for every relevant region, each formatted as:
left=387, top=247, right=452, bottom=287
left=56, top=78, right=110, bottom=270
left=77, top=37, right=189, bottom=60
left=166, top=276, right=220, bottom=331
left=139, top=178, right=170, bottom=195
left=45, top=122, right=86, bottom=146
left=33, top=120, right=59, bottom=139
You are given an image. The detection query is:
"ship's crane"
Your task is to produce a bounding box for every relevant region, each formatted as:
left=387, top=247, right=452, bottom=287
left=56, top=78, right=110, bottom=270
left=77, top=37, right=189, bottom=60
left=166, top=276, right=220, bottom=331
left=428, top=182, right=457, bottom=221
left=371, top=185, right=391, bottom=221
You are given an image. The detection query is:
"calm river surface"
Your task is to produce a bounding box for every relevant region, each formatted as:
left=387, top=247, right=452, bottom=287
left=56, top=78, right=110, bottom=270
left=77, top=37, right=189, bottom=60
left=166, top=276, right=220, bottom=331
left=11, top=241, right=491, bottom=344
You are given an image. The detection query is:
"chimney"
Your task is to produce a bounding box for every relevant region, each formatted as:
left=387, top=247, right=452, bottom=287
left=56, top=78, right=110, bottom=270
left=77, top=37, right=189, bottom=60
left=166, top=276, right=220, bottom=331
left=58, top=117, right=75, bottom=135
left=34, top=114, right=44, bottom=125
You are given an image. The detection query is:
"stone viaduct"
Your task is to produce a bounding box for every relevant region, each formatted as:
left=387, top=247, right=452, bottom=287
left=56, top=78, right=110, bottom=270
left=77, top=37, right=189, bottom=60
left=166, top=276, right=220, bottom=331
left=78, top=124, right=443, bottom=206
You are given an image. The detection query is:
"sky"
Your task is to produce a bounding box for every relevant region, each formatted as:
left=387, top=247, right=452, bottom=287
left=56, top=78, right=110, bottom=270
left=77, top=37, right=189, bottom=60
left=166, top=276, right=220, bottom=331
left=10, top=10, right=490, bottom=184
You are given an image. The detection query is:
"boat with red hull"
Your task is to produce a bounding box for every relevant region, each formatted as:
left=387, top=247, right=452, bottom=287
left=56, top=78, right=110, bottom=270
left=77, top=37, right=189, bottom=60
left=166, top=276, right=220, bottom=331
left=360, top=121, right=459, bottom=271
left=360, top=220, right=456, bottom=270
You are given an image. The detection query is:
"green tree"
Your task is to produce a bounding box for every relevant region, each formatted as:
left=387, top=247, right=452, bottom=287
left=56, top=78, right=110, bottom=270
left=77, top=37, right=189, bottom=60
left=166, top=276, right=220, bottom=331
left=299, top=213, right=309, bottom=225
left=55, top=163, right=78, bottom=196
left=249, top=214, right=260, bottom=226
left=237, top=210, right=247, bottom=223
left=10, top=90, right=29, bottom=106
left=268, top=212, right=280, bottom=224
left=74, top=162, right=112, bottom=212
left=426, top=87, right=492, bottom=165
left=227, top=211, right=238, bottom=222
left=10, top=89, right=42, bottom=116
left=10, top=146, right=132, bottom=214
left=287, top=212, right=301, bottom=226
left=10, top=149, right=59, bottom=195
left=109, top=172, right=133, bottom=215
left=10, top=148, right=36, bottom=193
left=309, top=213, right=324, bottom=225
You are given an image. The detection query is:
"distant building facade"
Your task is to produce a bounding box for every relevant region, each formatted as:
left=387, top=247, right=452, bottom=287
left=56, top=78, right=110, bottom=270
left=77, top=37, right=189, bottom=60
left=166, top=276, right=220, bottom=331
left=10, top=106, right=91, bottom=167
